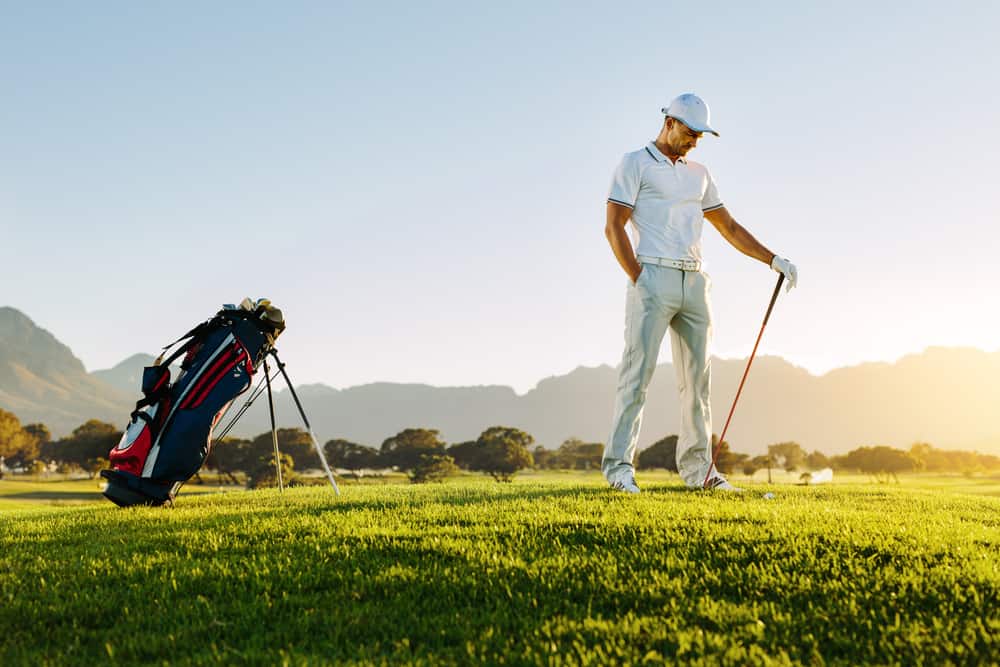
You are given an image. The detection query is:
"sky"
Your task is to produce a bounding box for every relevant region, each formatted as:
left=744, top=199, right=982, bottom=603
left=2, top=1, right=998, bottom=394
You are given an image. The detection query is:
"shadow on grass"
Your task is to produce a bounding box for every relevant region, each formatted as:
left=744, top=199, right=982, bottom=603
left=1, top=491, right=104, bottom=502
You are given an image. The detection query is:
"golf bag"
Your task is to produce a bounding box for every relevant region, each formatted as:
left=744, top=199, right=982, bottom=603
left=101, top=299, right=286, bottom=507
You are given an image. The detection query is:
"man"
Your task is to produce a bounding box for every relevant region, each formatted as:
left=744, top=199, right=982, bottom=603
left=602, top=93, right=797, bottom=493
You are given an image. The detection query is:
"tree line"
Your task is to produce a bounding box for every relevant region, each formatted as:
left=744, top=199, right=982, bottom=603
left=631, top=436, right=1000, bottom=481
left=0, top=408, right=540, bottom=486
left=2, top=407, right=999, bottom=485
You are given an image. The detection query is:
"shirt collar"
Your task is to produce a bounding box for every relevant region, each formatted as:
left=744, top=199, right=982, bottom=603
left=646, top=141, right=686, bottom=164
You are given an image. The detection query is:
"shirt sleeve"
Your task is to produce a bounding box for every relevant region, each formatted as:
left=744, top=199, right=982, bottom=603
left=607, top=153, right=640, bottom=209
left=701, top=167, right=724, bottom=212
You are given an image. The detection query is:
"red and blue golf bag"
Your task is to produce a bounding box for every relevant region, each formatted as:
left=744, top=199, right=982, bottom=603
left=101, top=299, right=285, bottom=507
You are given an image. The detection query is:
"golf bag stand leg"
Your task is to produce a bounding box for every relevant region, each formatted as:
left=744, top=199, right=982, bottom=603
left=263, top=358, right=284, bottom=492
left=270, top=350, right=341, bottom=495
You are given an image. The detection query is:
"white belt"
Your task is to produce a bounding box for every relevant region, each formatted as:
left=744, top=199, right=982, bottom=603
left=637, top=255, right=702, bottom=272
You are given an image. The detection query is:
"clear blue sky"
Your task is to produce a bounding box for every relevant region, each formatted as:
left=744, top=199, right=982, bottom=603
left=2, top=1, right=998, bottom=392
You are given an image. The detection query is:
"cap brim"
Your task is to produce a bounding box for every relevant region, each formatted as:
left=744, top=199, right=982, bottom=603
left=661, top=109, right=720, bottom=137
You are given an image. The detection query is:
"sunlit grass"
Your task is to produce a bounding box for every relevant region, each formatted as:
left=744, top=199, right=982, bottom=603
left=1, top=474, right=998, bottom=665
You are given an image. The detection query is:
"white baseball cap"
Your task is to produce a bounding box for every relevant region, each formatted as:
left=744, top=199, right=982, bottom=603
left=661, top=93, right=719, bottom=137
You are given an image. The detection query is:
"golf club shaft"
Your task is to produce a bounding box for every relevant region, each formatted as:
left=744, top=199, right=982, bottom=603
left=703, top=273, right=785, bottom=488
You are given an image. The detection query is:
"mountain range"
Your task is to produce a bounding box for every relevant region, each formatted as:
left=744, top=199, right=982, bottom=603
left=0, top=307, right=130, bottom=433
left=1, top=306, right=997, bottom=455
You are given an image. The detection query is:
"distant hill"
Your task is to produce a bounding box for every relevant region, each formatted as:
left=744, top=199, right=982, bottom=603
left=0, top=307, right=131, bottom=433
left=91, top=353, right=156, bottom=397
left=90, top=353, right=185, bottom=404
left=0, top=305, right=998, bottom=454
left=217, top=349, right=1000, bottom=456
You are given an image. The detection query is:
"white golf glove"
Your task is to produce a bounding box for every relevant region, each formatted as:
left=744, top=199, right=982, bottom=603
left=770, top=255, right=798, bottom=291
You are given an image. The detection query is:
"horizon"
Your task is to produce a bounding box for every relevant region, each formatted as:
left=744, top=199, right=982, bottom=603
left=4, top=302, right=1000, bottom=455
left=4, top=302, right=998, bottom=395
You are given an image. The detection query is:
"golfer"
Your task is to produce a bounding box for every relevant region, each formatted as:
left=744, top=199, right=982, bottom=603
left=602, top=93, right=797, bottom=493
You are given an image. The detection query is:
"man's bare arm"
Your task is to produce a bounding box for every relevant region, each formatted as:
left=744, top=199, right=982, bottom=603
left=605, top=202, right=642, bottom=283
left=704, top=206, right=775, bottom=265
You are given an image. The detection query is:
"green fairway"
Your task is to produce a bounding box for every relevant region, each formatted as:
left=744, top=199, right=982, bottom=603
left=1, top=474, right=998, bottom=666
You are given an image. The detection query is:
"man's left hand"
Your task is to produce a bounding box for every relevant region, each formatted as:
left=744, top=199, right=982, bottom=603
left=770, top=256, right=798, bottom=291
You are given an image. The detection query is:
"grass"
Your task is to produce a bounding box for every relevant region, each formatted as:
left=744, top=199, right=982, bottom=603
left=1, top=472, right=998, bottom=665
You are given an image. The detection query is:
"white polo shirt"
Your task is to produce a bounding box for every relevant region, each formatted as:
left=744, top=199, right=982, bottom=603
left=607, top=141, right=724, bottom=262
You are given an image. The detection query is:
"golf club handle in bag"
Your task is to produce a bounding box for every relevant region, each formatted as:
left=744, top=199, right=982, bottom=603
left=704, top=273, right=784, bottom=489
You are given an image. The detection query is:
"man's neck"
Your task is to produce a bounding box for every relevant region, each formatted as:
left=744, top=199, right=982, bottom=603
left=654, top=139, right=682, bottom=164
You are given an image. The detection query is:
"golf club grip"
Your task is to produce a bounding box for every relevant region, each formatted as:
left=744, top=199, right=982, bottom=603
left=761, top=274, right=784, bottom=328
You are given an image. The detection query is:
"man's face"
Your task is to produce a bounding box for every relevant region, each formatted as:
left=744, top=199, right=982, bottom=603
left=666, top=117, right=703, bottom=156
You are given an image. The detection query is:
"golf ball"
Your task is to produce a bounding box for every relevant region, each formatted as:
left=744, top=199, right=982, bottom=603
left=763, top=492, right=776, bottom=500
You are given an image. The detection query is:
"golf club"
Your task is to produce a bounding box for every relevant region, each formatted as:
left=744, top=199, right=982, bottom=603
left=703, top=273, right=785, bottom=489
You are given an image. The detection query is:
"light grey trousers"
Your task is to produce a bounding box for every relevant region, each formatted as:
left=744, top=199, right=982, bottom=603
left=602, top=263, right=714, bottom=488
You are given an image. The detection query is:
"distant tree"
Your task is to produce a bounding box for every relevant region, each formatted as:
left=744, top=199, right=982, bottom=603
left=7, top=433, right=41, bottom=468
left=381, top=429, right=446, bottom=471
left=531, top=445, right=556, bottom=469
left=246, top=453, right=295, bottom=489
left=54, top=420, right=120, bottom=467
left=909, top=442, right=1000, bottom=474
left=409, top=454, right=458, bottom=484
left=841, top=446, right=920, bottom=483
left=909, top=442, right=934, bottom=465
left=40, top=438, right=63, bottom=464
left=206, top=437, right=250, bottom=484
left=446, top=440, right=483, bottom=470
left=0, top=409, right=25, bottom=453
left=743, top=455, right=771, bottom=477
left=0, top=409, right=35, bottom=466
left=768, top=442, right=806, bottom=472
left=713, top=435, right=748, bottom=475
left=14, top=423, right=50, bottom=467
left=638, top=435, right=678, bottom=471
left=23, top=423, right=51, bottom=445
left=249, top=428, right=319, bottom=470
left=805, top=450, right=830, bottom=470
left=325, top=439, right=380, bottom=478
left=84, top=457, right=109, bottom=480
left=470, top=426, right=534, bottom=482
left=977, top=454, right=1000, bottom=472
left=554, top=438, right=604, bottom=470
left=828, top=454, right=849, bottom=471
